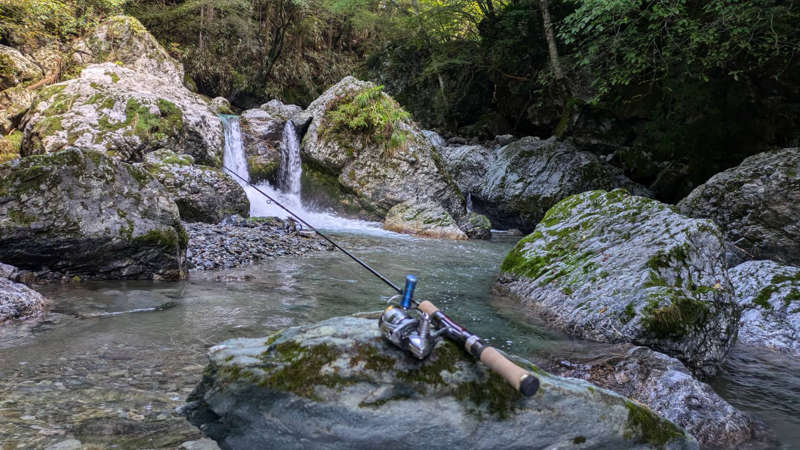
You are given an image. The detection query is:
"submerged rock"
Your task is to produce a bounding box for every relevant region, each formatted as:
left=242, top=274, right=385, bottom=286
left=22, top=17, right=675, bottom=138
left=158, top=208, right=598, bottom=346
left=383, top=200, right=467, bottom=240
left=496, top=189, right=738, bottom=377
left=71, top=16, right=184, bottom=85
left=0, top=148, right=187, bottom=280
left=678, top=148, right=800, bottom=266
left=551, top=345, right=752, bottom=447
left=301, top=77, right=470, bottom=237
left=474, top=137, right=650, bottom=231
left=185, top=316, right=696, bottom=449
left=142, top=150, right=249, bottom=224
left=729, top=260, right=800, bottom=355
left=0, top=277, right=48, bottom=323
left=20, top=63, right=222, bottom=165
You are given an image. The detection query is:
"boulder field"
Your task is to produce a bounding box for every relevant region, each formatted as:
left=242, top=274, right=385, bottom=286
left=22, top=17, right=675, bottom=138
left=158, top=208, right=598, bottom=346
left=184, top=316, right=697, bottom=450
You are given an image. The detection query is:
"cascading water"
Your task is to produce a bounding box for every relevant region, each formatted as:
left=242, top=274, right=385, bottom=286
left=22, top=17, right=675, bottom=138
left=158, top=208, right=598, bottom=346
left=278, top=121, right=302, bottom=196
left=220, top=114, right=396, bottom=236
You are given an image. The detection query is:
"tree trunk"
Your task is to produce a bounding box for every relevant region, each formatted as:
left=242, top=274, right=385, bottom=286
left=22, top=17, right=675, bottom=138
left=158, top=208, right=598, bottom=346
left=539, top=0, right=564, bottom=81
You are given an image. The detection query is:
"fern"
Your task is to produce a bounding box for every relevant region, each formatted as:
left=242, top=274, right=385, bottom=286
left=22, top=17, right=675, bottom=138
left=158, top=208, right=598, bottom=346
left=326, top=85, right=412, bottom=152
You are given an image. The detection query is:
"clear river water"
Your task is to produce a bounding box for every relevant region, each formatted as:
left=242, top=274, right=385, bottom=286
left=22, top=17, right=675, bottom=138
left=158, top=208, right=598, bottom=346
left=0, top=231, right=798, bottom=449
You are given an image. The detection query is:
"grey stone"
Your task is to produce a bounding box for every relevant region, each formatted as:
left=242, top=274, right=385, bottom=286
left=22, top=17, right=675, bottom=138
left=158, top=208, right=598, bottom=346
left=471, top=136, right=650, bottom=231
left=210, top=97, right=232, bottom=115
left=438, top=143, right=496, bottom=197
left=20, top=63, right=223, bottom=166
left=142, top=150, right=249, bottom=223
left=729, top=260, right=800, bottom=354
left=44, top=439, right=83, bottom=450
left=0, top=44, right=43, bottom=91
left=260, top=99, right=303, bottom=120
left=552, top=345, right=752, bottom=447
left=0, top=277, right=48, bottom=323
left=179, top=438, right=220, bottom=450
left=71, top=16, right=184, bottom=85
left=301, top=77, right=468, bottom=234
left=0, top=148, right=187, bottom=280
left=239, top=108, right=283, bottom=183
left=0, top=85, right=35, bottom=135
left=383, top=200, right=467, bottom=239
left=678, top=148, right=800, bottom=266
left=185, top=316, right=697, bottom=449
left=496, top=189, right=738, bottom=377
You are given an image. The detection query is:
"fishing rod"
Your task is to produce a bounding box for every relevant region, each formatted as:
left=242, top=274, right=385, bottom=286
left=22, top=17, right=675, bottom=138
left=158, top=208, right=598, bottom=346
left=223, top=166, right=402, bottom=294
left=223, top=165, right=538, bottom=396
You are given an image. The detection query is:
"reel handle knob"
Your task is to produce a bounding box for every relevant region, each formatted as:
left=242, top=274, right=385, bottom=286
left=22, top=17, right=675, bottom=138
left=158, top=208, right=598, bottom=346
left=401, top=275, right=417, bottom=309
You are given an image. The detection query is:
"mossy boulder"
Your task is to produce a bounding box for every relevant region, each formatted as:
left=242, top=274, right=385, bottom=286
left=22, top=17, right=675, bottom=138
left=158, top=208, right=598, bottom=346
left=71, top=16, right=184, bottom=85
left=383, top=200, right=467, bottom=240
left=678, top=148, right=800, bottom=266
left=496, top=190, right=738, bottom=377
left=239, top=108, right=284, bottom=184
left=0, top=277, right=48, bottom=323
left=467, top=136, right=650, bottom=232
left=729, top=260, right=800, bottom=355
left=0, top=85, right=35, bottom=135
left=142, top=150, right=249, bottom=223
left=301, top=77, right=471, bottom=237
left=184, top=316, right=697, bottom=449
left=20, top=63, right=223, bottom=165
left=0, top=148, right=187, bottom=280
left=0, top=44, right=43, bottom=91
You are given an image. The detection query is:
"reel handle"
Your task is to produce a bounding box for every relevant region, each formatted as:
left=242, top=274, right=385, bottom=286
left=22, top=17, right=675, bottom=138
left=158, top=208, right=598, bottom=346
left=418, top=301, right=539, bottom=396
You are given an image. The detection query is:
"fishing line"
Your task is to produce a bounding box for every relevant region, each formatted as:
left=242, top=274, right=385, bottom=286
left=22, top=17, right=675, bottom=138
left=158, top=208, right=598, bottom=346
left=223, top=166, right=403, bottom=294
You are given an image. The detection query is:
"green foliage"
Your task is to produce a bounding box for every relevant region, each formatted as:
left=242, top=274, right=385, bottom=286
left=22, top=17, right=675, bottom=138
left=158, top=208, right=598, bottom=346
left=325, top=85, right=412, bottom=150
left=0, top=0, right=125, bottom=44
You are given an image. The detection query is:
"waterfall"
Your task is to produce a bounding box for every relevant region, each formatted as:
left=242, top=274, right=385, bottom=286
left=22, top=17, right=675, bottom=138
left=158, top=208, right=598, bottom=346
left=219, top=114, right=395, bottom=236
left=466, top=192, right=474, bottom=212
left=220, top=115, right=250, bottom=183
left=278, top=120, right=302, bottom=196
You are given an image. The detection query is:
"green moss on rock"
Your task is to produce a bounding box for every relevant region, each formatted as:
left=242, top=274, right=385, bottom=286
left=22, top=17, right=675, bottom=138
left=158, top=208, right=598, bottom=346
left=624, top=401, right=684, bottom=448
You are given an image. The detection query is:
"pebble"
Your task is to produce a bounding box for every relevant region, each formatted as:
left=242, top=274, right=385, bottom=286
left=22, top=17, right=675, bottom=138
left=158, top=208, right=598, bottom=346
left=184, top=215, right=333, bottom=271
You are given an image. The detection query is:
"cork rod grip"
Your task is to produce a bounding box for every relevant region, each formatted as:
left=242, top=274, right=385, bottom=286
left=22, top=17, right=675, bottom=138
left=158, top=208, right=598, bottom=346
left=418, top=300, right=439, bottom=315
left=480, top=347, right=539, bottom=396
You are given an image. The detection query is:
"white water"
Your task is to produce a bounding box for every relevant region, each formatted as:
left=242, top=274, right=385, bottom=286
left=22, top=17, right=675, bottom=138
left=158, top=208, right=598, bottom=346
left=220, top=115, right=398, bottom=236
left=278, top=121, right=302, bottom=196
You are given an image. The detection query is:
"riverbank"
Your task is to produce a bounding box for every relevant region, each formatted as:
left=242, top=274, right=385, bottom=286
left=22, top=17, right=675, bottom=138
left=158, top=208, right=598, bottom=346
left=1, top=233, right=797, bottom=448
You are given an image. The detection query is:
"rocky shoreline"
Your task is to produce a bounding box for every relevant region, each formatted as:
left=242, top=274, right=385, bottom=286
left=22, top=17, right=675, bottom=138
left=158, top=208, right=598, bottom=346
left=184, top=216, right=333, bottom=271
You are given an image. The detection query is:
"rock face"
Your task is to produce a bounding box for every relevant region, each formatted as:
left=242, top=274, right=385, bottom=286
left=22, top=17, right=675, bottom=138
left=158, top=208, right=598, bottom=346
left=72, top=16, right=184, bottom=85
left=0, top=44, right=43, bottom=91
left=497, top=190, right=738, bottom=377
left=185, top=316, right=696, bottom=449
left=678, top=148, right=800, bottom=266
left=729, top=260, right=800, bottom=354
left=552, top=345, right=752, bottom=447
left=0, top=277, right=48, bottom=323
left=0, top=85, right=35, bottom=135
left=142, top=150, right=249, bottom=224
left=0, top=148, right=187, bottom=280
left=383, top=201, right=467, bottom=240
left=449, top=136, right=649, bottom=231
left=20, top=63, right=223, bottom=165
left=239, top=109, right=283, bottom=183
left=301, top=77, right=470, bottom=235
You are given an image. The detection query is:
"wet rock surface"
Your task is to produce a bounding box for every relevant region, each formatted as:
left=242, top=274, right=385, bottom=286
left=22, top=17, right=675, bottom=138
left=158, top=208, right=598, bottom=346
left=142, top=150, right=249, bottom=224
left=185, top=316, right=697, bottom=449
left=729, top=260, right=800, bottom=354
left=496, top=189, right=738, bottom=376
left=550, top=345, right=752, bottom=447
left=184, top=216, right=333, bottom=271
left=678, top=148, right=800, bottom=266
left=0, top=277, right=48, bottom=323
left=0, top=148, right=187, bottom=280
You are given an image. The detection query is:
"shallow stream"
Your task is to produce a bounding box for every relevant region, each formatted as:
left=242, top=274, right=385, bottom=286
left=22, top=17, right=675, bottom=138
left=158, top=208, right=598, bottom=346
left=0, top=232, right=798, bottom=449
